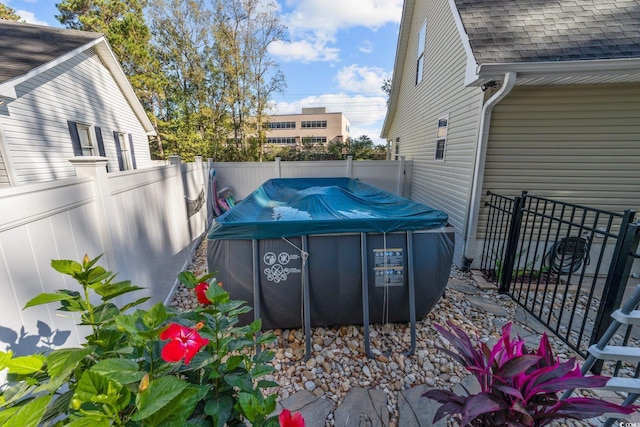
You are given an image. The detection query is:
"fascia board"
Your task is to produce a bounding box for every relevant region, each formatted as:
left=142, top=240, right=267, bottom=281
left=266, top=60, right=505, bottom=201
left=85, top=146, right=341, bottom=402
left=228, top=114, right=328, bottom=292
left=381, top=0, right=414, bottom=139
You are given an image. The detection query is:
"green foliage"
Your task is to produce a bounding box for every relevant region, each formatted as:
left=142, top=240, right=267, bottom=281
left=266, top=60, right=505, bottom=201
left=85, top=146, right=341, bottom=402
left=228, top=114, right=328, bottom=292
left=0, top=254, right=279, bottom=426
left=0, top=3, right=21, bottom=21
left=263, top=135, right=387, bottom=162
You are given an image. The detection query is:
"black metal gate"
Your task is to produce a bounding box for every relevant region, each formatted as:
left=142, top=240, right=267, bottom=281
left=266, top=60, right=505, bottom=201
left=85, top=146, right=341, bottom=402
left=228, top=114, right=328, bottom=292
left=481, top=191, right=638, bottom=358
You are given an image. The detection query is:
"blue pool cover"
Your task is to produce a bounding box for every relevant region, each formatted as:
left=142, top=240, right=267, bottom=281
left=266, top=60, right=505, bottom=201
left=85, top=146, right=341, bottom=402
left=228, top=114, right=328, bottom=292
left=208, top=178, right=448, bottom=240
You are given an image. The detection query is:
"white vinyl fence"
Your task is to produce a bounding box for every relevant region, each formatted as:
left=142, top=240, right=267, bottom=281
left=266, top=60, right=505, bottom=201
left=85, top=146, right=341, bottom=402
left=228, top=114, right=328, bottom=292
left=0, top=156, right=210, bottom=354
left=210, top=156, right=411, bottom=200
left=0, top=156, right=410, bottom=355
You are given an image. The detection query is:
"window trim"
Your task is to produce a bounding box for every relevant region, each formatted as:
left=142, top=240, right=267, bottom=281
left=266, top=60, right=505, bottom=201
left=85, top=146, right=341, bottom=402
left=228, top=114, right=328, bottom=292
left=416, top=21, right=427, bottom=85
left=435, top=115, right=449, bottom=161
left=77, top=123, right=97, bottom=156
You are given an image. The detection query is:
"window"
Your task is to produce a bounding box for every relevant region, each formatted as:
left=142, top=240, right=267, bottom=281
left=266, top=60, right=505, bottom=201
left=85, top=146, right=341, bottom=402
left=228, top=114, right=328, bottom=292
left=117, top=133, right=133, bottom=170
left=435, top=116, right=448, bottom=161
left=416, top=21, right=427, bottom=85
left=301, top=136, right=327, bottom=144
left=395, top=137, right=400, bottom=160
left=301, top=120, right=327, bottom=129
left=268, top=121, right=296, bottom=129
left=77, top=124, right=96, bottom=156
left=267, top=137, right=297, bottom=144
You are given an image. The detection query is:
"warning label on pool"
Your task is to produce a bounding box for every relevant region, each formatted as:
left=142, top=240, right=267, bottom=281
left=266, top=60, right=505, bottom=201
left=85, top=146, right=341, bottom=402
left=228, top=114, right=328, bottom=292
left=373, top=248, right=404, bottom=287
left=263, top=251, right=301, bottom=283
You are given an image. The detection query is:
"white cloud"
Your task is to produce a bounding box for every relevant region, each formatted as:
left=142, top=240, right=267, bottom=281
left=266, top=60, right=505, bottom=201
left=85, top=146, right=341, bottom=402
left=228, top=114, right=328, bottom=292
left=273, top=0, right=403, bottom=63
left=335, top=65, right=390, bottom=94
left=358, top=40, right=374, bottom=54
left=16, top=9, right=49, bottom=26
left=269, top=39, right=340, bottom=63
left=271, top=92, right=388, bottom=144
left=284, top=0, right=403, bottom=37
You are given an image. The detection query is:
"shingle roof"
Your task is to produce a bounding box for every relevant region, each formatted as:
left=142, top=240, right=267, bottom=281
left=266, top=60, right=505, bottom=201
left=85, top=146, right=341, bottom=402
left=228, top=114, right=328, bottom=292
left=0, top=21, right=102, bottom=84
left=454, top=0, right=640, bottom=64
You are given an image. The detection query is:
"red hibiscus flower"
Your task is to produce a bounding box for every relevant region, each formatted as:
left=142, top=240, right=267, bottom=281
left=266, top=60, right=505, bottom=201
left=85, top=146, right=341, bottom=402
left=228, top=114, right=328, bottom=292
left=279, top=409, right=305, bottom=427
left=194, top=282, right=211, bottom=305
left=160, top=322, right=209, bottom=365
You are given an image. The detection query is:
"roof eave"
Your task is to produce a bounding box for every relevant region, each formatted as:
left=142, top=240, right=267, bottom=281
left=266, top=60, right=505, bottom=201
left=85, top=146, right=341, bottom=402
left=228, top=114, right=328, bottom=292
left=471, top=57, right=640, bottom=86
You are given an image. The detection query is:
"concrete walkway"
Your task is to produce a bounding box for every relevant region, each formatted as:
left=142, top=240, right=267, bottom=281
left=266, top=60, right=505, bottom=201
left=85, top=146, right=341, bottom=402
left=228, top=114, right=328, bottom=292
left=273, top=275, right=639, bottom=426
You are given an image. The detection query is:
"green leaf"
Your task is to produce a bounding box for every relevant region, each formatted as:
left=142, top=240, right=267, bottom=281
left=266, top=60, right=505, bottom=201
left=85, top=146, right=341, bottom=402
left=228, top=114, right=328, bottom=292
left=204, top=395, right=233, bottom=427
left=23, top=291, right=79, bottom=309
left=50, top=259, right=82, bottom=276
left=75, top=370, right=129, bottom=409
left=249, top=319, right=262, bottom=334
left=143, top=385, right=209, bottom=427
left=237, top=392, right=262, bottom=420
left=225, top=355, right=244, bottom=371
left=40, top=389, right=74, bottom=425
left=90, top=359, right=146, bottom=385
left=223, top=371, right=253, bottom=392
left=256, top=380, right=278, bottom=389
left=1, top=382, right=37, bottom=408
left=120, top=297, right=151, bottom=313
left=0, top=406, right=19, bottom=424
left=250, top=364, right=275, bottom=378
left=227, top=339, right=255, bottom=352
left=143, top=303, right=168, bottom=329
left=64, top=416, right=111, bottom=427
left=132, top=376, right=187, bottom=421
left=204, top=283, right=228, bottom=304
left=85, top=266, right=110, bottom=284
left=91, top=280, right=143, bottom=301
left=4, top=354, right=45, bottom=375
left=177, top=271, right=198, bottom=289
left=46, top=348, right=92, bottom=378
left=3, top=394, right=52, bottom=427
left=253, top=350, right=275, bottom=364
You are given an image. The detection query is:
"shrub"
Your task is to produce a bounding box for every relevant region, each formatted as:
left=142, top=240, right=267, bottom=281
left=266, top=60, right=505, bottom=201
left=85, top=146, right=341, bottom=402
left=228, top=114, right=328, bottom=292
left=423, top=321, right=635, bottom=426
left=0, top=254, right=303, bottom=426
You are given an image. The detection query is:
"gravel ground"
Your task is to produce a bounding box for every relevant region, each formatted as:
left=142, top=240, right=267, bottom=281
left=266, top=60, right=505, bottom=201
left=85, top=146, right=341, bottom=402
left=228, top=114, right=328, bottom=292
left=170, top=238, right=622, bottom=427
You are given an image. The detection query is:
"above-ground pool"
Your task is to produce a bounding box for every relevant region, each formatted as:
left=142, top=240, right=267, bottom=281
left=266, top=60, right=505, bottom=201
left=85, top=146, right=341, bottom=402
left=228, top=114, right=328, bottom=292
left=207, top=177, right=454, bottom=355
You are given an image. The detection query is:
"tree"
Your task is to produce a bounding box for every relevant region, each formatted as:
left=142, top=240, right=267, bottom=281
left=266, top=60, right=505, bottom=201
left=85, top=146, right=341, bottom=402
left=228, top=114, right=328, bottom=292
left=0, top=3, right=21, bottom=21
left=213, top=0, right=286, bottom=161
left=381, top=77, right=392, bottom=104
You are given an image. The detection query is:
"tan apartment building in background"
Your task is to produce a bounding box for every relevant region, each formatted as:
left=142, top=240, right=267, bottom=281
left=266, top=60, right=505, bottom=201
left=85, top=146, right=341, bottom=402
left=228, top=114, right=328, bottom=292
left=266, top=107, right=351, bottom=150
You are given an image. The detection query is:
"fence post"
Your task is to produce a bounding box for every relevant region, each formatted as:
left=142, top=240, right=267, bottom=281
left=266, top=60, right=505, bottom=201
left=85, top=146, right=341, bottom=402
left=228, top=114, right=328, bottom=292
left=346, top=155, right=353, bottom=178
left=499, top=192, right=527, bottom=294
left=396, top=156, right=406, bottom=197
left=275, top=157, right=282, bottom=178
left=69, top=156, right=118, bottom=272
left=590, top=211, right=638, bottom=354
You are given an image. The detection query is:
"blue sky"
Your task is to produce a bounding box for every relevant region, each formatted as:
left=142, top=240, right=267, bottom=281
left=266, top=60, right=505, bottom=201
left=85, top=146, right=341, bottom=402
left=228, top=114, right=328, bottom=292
left=6, top=0, right=403, bottom=145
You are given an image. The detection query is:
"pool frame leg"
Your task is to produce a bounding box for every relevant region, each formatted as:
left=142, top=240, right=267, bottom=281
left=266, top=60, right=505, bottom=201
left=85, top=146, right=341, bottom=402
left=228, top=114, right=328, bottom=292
left=252, top=239, right=261, bottom=354
left=404, top=231, right=416, bottom=356
left=361, top=233, right=374, bottom=358
left=302, top=235, right=311, bottom=361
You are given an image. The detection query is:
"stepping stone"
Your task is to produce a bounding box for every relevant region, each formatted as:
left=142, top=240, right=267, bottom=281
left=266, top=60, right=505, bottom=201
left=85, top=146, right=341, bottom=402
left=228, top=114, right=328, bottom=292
left=334, top=387, right=389, bottom=427
left=399, top=376, right=480, bottom=426
left=276, top=390, right=333, bottom=425
left=398, top=384, right=447, bottom=426
left=514, top=306, right=549, bottom=335
left=467, top=296, right=509, bottom=316
left=447, top=278, right=480, bottom=295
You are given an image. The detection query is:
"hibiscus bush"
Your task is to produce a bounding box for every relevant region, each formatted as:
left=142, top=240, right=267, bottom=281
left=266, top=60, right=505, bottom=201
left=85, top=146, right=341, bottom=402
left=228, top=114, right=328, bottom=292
left=0, top=254, right=304, bottom=426
left=423, top=321, right=634, bottom=426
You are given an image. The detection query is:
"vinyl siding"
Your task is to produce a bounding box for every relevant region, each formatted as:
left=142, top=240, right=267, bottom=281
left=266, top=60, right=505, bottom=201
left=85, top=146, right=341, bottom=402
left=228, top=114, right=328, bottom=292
left=478, top=84, right=640, bottom=236
left=385, top=0, right=484, bottom=258
left=0, top=148, right=8, bottom=187
left=0, top=48, right=151, bottom=185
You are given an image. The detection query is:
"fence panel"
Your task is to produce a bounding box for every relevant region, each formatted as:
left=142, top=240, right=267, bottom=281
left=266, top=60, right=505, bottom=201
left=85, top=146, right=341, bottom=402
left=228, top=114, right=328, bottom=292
left=481, top=191, right=635, bottom=357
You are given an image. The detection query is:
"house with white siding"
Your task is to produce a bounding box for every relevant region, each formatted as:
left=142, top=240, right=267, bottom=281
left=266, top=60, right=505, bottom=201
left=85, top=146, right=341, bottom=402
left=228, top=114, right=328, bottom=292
left=381, top=0, right=640, bottom=267
left=0, top=21, right=155, bottom=188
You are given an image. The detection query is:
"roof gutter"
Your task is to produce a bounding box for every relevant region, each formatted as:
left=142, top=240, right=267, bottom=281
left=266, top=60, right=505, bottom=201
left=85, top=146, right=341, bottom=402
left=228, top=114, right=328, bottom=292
left=476, top=57, right=640, bottom=80
left=463, top=71, right=517, bottom=260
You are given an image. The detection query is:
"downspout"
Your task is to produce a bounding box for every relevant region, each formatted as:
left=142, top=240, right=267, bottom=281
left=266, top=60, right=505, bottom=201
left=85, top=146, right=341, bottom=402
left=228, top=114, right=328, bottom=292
left=463, top=72, right=517, bottom=263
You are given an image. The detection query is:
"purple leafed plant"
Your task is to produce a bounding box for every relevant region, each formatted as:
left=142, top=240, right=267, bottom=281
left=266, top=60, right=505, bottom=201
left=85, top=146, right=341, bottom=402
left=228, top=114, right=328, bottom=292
left=423, top=321, right=635, bottom=426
